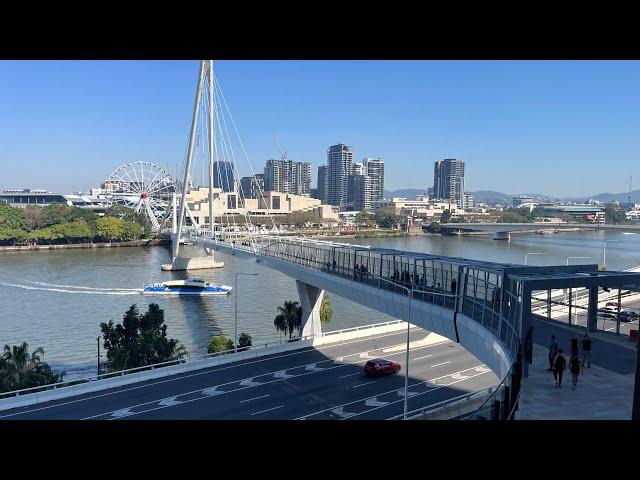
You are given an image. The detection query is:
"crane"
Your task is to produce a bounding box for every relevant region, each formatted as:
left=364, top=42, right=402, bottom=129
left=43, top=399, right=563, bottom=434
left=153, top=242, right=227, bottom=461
left=274, top=132, right=287, bottom=161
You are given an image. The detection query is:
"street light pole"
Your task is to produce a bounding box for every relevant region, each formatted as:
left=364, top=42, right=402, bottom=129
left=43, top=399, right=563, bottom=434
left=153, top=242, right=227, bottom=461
left=96, top=336, right=101, bottom=376
left=403, top=289, right=413, bottom=419
left=235, top=272, right=259, bottom=353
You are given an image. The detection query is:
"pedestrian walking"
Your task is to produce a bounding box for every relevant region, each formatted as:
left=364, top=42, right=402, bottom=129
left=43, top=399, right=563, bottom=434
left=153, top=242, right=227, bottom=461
left=581, top=332, right=592, bottom=369
left=548, top=335, right=558, bottom=371
left=569, top=353, right=581, bottom=390
left=553, top=349, right=566, bottom=388
left=450, top=279, right=457, bottom=295
left=570, top=335, right=579, bottom=357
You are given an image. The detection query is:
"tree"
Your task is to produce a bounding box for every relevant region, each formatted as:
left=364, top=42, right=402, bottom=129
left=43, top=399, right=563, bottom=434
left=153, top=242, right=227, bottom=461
left=0, top=228, right=28, bottom=245
left=100, top=304, right=187, bottom=372
left=121, top=220, right=142, bottom=240
left=0, top=204, right=27, bottom=230
left=440, top=209, right=452, bottom=224
left=274, top=300, right=302, bottom=339
left=207, top=335, right=234, bottom=354
left=604, top=202, right=626, bottom=225
left=355, top=211, right=375, bottom=228
left=95, top=216, right=124, bottom=241
left=237, top=332, right=252, bottom=352
left=496, top=209, right=527, bottom=223
left=373, top=209, right=403, bottom=229
left=426, top=221, right=441, bottom=233
left=320, top=294, right=333, bottom=324
left=24, top=205, right=42, bottom=231
left=0, top=342, right=65, bottom=393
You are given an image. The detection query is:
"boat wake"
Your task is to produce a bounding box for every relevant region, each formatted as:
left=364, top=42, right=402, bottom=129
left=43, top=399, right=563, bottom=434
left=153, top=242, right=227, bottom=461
left=0, top=282, right=141, bottom=295
left=26, top=281, right=141, bottom=292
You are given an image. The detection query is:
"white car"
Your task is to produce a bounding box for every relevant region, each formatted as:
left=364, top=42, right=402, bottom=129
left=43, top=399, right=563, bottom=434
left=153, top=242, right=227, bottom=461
left=600, top=306, right=618, bottom=318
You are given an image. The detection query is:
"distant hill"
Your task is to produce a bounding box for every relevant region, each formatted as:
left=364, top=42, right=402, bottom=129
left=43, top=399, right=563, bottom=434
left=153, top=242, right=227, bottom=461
left=471, top=191, right=513, bottom=205
left=383, top=189, right=428, bottom=200
left=589, top=189, right=640, bottom=203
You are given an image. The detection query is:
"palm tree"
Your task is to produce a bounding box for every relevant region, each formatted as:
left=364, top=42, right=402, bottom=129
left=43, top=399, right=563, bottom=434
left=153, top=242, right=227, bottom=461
left=0, top=342, right=65, bottom=393
left=320, top=294, right=333, bottom=324
left=274, top=300, right=302, bottom=339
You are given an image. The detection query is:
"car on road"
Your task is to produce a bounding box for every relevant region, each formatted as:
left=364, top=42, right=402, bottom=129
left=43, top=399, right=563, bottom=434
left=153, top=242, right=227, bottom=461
left=364, top=358, right=401, bottom=377
left=600, top=305, right=618, bottom=318
left=617, top=309, right=639, bottom=322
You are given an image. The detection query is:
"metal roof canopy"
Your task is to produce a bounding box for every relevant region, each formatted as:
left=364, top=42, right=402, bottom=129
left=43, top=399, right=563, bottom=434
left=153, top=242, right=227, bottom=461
left=509, top=270, right=640, bottom=291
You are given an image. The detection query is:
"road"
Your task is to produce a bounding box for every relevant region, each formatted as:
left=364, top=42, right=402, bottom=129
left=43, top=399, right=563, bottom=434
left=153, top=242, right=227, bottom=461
left=0, top=328, right=498, bottom=420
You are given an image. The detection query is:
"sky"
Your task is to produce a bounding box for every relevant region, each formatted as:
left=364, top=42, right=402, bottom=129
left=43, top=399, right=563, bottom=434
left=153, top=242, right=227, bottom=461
left=0, top=60, right=638, bottom=197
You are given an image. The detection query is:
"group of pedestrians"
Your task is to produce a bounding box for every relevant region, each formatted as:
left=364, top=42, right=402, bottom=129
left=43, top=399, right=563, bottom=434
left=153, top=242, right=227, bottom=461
left=547, top=332, right=592, bottom=390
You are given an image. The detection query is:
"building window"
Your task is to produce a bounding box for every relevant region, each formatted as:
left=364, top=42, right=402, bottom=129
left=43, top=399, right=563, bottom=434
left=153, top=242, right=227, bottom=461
left=272, top=196, right=281, bottom=210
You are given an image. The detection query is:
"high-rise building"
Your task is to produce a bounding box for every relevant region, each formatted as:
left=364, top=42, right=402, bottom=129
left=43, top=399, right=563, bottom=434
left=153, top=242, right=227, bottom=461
left=316, top=165, right=328, bottom=203
left=364, top=157, right=384, bottom=205
left=240, top=174, right=264, bottom=200
left=433, top=158, right=465, bottom=209
left=213, top=161, right=236, bottom=192
left=352, top=162, right=365, bottom=176
left=264, top=159, right=311, bottom=195
left=347, top=173, right=371, bottom=211
left=463, top=192, right=474, bottom=210
left=327, top=143, right=354, bottom=208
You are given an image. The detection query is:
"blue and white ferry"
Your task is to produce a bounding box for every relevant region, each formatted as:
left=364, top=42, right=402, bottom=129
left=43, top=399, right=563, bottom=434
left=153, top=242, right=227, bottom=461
left=143, top=278, right=232, bottom=296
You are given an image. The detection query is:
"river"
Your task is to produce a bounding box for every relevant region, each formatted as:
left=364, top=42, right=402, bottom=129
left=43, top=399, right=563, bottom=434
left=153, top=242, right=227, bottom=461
left=1, top=229, right=638, bottom=378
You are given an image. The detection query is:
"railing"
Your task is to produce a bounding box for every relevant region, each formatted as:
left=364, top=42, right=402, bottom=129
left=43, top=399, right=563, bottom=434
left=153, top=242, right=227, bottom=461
left=464, top=360, right=521, bottom=420
left=387, top=387, right=496, bottom=420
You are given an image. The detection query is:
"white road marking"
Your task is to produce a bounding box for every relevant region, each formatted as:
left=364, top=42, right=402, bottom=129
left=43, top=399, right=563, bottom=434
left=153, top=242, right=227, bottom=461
left=365, top=398, right=389, bottom=407
left=239, top=378, right=262, bottom=387
left=331, top=407, right=350, bottom=418
left=80, top=338, right=457, bottom=420
left=338, top=372, right=362, bottom=379
left=304, top=363, right=323, bottom=372
left=3, top=328, right=423, bottom=419
left=250, top=404, right=284, bottom=416
left=295, top=364, right=487, bottom=420
left=158, top=396, right=182, bottom=407
left=450, top=373, right=469, bottom=380
left=110, top=408, right=133, bottom=418
left=430, top=361, right=451, bottom=368
left=414, top=354, right=433, bottom=361
left=353, top=381, right=377, bottom=389
left=201, top=387, right=222, bottom=396
left=273, top=370, right=294, bottom=379
left=396, top=389, right=420, bottom=398
left=240, top=394, right=270, bottom=404
left=333, top=357, right=344, bottom=365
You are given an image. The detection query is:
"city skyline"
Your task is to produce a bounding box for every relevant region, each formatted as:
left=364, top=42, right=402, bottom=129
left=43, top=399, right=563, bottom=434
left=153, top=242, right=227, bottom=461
left=0, top=60, right=639, bottom=196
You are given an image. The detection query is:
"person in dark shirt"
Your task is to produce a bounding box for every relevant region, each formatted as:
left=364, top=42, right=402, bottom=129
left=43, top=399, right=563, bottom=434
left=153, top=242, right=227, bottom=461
left=570, top=335, right=579, bottom=357
left=553, top=348, right=566, bottom=388
left=569, top=353, right=581, bottom=390
left=581, top=333, right=592, bottom=369
left=548, top=335, right=558, bottom=371
left=451, top=279, right=457, bottom=295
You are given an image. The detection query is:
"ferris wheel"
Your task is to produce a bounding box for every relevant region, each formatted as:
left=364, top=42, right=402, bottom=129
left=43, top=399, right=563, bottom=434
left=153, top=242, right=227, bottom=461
left=104, top=161, right=175, bottom=231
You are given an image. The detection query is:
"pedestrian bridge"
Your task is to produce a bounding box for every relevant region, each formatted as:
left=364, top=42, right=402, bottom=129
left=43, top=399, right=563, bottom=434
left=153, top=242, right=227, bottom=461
left=183, top=228, right=640, bottom=418
left=438, top=222, right=640, bottom=240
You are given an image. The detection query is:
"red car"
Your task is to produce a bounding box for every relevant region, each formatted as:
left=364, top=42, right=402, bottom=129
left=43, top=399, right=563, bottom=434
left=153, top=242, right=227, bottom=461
left=364, top=358, right=401, bottom=377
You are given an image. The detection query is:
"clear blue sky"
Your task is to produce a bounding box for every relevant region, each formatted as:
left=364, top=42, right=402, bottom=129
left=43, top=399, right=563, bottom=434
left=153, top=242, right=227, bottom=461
left=0, top=60, right=638, bottom=197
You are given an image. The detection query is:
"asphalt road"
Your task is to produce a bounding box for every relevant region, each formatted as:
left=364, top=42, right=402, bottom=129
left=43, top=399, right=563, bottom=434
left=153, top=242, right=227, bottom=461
left=0, top=328, right=498, bottom=420
left=546, top=297, right=640, bottom=336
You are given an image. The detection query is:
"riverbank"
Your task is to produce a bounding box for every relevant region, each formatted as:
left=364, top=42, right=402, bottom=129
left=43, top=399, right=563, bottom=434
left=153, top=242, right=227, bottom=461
left=0, top=238, right=169, bottom=252
left=306, top=229, right=408, bottom=239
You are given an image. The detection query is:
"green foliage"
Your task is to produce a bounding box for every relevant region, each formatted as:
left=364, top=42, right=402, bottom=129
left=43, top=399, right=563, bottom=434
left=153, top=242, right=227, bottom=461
left=0, top=204, right=27, bottom=230
left=24, top=205, right=42, bottom=230
left=604, top=203, right=626, bottom=225
left=496, top=209, right=528, bottom=223
left=440, top=209, right=452, bottom=224
left=0, top=342, right=65, bottom=393
left=274, top=300, right=302, bottom=339
left=373, top=209, right=403, bottom=229
left=0, top=228, right=29, bottom=245
left=278, top=210, right=317, bottom=227
left=104, top=205, right=153, bottom=237
left=100, top=304, right=187, bottom=372
left=207, top=335, right=235, bottom=354
left=355, top=211, right=376, bottom=227
left=95, top=216, right=125, bottom=241
left=29, top=220, right=93, bottom=244
left=320, top=294, right=333, bottom=324
left=426, top=221, right=441, bottom=233
left=237, top=332, right=252, bottom=352
left=121, top=220, right=143, bottom=240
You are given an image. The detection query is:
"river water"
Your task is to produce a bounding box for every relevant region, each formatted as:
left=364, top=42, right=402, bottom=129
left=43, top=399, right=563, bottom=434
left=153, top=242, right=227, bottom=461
left=1, top=230, right=638, bottom=378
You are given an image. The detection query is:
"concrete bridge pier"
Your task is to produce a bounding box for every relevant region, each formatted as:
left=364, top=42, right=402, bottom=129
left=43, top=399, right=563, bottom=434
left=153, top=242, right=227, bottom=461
left=161, top=238, right=224, bottom=271
left=494, top=231, right=511, bottom=241
left=296, top=280, right=324, bottom=339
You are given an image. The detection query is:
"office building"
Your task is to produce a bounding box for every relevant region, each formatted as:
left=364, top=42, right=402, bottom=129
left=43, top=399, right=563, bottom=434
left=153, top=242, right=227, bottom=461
left=316, top=165, right=328, bottom=203
left=239, top=174, right=264, bottom=200
left=264, top=159, right=311, bottom=196
left=347, top=172, right=371, bottom=211
left=512, top=195, right=535, bottom=207
left=463, top=192, right=475, bottom=210
left=364, top=157, right=384, bottom=204
left=433, top=158, right=465, bottom=208
left=213, top=161, right=236, bottom=192
left=327, top=143, right=354, bottom=208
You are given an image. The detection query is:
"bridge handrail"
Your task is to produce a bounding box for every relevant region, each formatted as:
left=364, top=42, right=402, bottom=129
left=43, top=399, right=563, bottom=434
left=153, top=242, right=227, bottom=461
left=387, top=387, right=495, bottom=420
